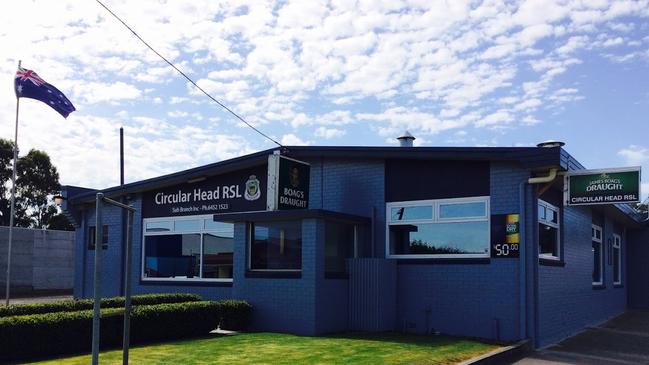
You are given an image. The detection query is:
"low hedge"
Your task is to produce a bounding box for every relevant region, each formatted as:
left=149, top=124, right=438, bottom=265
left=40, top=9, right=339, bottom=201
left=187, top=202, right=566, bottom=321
left=0, top=301, right=218, bottom=362
left=217, top=299, right=252, bottom=331
left=0, top=293, right=202, bottom=317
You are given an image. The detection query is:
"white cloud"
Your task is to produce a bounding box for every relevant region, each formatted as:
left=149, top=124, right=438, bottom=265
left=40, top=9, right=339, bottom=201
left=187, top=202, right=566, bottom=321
left=73, top=82, right=142, bottom=104
left=281, top=133, right=310, bottom=146
left=314, top=127, right=346, bottom=139
left=618, top=145, right=649, bottom=166
left=0, top=0, right=647, bottom=189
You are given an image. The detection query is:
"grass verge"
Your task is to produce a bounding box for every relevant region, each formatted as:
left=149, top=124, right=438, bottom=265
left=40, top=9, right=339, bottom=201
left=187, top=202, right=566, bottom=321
left=29, top=332, right=499, bottom=365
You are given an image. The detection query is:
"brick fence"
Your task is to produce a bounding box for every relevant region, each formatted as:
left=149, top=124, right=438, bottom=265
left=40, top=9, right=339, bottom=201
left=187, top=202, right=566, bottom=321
left=0, top=227, right=75, bottom=292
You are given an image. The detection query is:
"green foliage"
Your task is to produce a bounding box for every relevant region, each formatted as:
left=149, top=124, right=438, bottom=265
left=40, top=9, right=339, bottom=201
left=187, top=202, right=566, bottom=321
left=47, top=212, right=75, bottom=230
left=0, top=139, right=62, bottom=228
left=217, top=299, right=252, bottom=331
left=17, top=149, right=60, bottom=228
left=0, top=301, right=226, bottom=363
left=409, top=239, right=468, bottom=255
left=0, top=293, right=202, bottom=317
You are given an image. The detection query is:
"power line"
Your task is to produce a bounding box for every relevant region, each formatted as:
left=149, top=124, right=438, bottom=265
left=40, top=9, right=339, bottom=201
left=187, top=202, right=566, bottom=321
left=94, top=0, right=283, bottom=148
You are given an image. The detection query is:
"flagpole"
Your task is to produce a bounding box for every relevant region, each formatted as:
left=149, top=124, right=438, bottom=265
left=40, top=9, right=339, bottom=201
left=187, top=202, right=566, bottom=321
left=5, top=60, right=21, bottom=306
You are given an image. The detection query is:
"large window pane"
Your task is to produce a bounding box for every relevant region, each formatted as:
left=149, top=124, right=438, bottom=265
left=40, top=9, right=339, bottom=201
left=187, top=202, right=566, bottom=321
left=202, top=232, right=234, bottom=279
left=390, top=206, right=432, bottom=221
left=325, top=222, right=355, bottom=275
left=144, top=234, right=201, bottom=278
left=389, top=221, right=489, bottom=255
left=250, top=221, right=301, bottom=270
left=439, top=202, right=486, bottom=219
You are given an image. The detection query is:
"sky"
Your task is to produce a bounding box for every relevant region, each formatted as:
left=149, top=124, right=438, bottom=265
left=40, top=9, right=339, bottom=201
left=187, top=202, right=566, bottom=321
left=0, top=0, right=648, bottom=198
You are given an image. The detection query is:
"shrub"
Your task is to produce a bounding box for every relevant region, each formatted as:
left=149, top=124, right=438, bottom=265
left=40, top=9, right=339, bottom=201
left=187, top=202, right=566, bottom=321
left=0, top=301, right=222, bottom=363
left=216, top=299, right=252, bottom=331
left=0, top=293, right=202, bottom=317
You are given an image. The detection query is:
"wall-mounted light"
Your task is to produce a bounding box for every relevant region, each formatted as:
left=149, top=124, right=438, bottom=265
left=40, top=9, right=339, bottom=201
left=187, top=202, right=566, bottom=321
left=53, top=194, right=66, bottom=207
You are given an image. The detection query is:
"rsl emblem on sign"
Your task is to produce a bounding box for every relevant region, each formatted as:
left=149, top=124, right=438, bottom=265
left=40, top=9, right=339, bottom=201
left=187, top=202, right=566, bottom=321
left=244, top=175, right=261, bottom=201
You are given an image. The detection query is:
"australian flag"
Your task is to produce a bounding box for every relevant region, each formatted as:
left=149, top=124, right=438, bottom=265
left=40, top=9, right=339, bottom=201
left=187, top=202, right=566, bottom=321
left=14, top=67, right=76, bottom=118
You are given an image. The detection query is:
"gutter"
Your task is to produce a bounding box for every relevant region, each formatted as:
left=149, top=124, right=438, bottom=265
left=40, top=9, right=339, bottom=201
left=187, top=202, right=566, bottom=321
left=519, top=167, right=559, bottom=347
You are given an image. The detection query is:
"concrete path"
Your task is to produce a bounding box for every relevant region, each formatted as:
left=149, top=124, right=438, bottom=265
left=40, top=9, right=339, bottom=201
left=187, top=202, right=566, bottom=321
left=514, top=310, right=649, bottom=364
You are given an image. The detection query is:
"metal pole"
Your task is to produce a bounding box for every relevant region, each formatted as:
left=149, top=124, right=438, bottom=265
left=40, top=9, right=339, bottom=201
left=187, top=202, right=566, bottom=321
left=5, top=60, right=21, bottom=306
left=91, top=192, right=104, bottom=365
left=122, top=209, right=133, bottom=365
left=119, top=127, right=124, bottom=186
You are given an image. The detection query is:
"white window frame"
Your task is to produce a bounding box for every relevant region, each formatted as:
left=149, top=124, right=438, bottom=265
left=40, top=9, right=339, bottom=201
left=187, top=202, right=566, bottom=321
left=592, top=224, right=603, bottom=286
left=613, top=233, right=622, bottom=286
left=385, top=196, right=490, bottom=259
left=538, top=199, right=561, bottom=260
left=141, top=214, right=234, bottom=283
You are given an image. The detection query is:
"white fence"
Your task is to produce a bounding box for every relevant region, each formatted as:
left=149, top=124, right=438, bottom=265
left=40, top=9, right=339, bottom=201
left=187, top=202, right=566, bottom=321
left=0, top=227, right=75, bottom=291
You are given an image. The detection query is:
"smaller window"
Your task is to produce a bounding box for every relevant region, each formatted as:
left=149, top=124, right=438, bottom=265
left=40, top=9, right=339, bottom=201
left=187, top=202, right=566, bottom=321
left=146, top=221, right=173, bottom=232
left=538, top=200, right=560, bottom=260
left=613, top=234, right=622, bottom=285
left=325, top=221, right=356, bottom=276
left=592, top=224, right=603, bottom=286
left=438, top=201, right=486, bottom=219
left=249, top=221, right=302, bottom=271
left=174, top=219, right=202, bottom=232
left=88, top=225, right=108, bottom=250
left=390, top=206, right=432, bottom=221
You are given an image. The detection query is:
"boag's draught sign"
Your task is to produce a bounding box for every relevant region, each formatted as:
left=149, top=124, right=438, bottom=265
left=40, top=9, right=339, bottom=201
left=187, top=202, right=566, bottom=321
left=565, top=167, right=641, bottom=206
left=267, top=153, right=310, bottom=210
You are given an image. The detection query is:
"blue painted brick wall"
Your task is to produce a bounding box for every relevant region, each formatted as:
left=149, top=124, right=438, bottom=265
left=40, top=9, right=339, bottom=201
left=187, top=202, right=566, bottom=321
left=232, top=219, right=318, bottom=335
left=537, top=206, right=627, bottom=347
left=395, top=162, right=526, bottom=341
left=79, top=203, right=124, bottom=298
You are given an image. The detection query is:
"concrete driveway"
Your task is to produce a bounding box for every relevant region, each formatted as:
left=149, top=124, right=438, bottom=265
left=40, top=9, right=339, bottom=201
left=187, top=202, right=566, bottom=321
left=514, top=310, right=649, bottom=364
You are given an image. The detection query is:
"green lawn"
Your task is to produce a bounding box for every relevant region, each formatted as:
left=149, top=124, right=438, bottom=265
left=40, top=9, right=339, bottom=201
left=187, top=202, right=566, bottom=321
left=30, top=332, right=498, bottom=365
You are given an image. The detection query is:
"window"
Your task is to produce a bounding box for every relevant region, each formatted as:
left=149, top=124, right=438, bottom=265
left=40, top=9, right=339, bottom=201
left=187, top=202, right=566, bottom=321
left=538, top=200, right=560, bottom=260
left=386, top=197, right=490, bottom=258
left=142, top=216, right=233, bottom=282
left=325, top=221, right=356, bottom=276
left=613, top=233, right=622, bottom=285
left=592, top=224, right=603, bottom=286
left=249, top=221, right=301, bottom=271
left=88, top=225, right=108, bottom=250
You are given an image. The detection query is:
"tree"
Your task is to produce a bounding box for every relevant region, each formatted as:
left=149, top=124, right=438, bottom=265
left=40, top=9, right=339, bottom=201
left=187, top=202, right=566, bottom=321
left=0, top=139, right=65, bottom=229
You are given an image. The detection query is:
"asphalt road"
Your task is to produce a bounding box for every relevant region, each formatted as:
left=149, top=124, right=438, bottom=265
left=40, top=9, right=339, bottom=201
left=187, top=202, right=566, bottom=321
left=514, top=310, right=649, bottom=364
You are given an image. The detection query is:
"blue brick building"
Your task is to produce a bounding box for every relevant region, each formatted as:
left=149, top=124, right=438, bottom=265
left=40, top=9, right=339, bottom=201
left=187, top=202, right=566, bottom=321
left=62, top=142, right=647, bottom=348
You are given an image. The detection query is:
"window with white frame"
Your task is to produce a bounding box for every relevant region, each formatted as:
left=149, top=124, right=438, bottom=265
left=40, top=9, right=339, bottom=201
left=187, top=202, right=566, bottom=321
left=613, top=233, right=622, bottom=285
left=538, top=200, right=560, bottom=260
left=386, top=196, right=490, bottom=258
left=592, top=224, right=603, bottom=285
left=142, top=215, right=234, bottom=282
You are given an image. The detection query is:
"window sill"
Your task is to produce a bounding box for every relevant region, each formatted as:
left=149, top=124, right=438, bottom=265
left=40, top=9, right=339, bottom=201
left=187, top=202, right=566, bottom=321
left=245, top=270, right=301, bottom=279
left=614, top=284, right=624, bottom=288
left=87, top=245, right=108, bottom=250
left=592, top=284, right=606, bottom=290
left=539, top=258, right=565, bottom=267
left=396, top=258, right=490, bottom=265
left=139, top=279, right=233, bottom=287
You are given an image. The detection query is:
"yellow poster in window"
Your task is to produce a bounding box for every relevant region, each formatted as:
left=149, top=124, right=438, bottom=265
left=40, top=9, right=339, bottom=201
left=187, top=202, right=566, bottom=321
left=505, top=214, right=520, bottom=244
